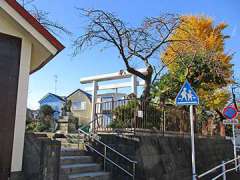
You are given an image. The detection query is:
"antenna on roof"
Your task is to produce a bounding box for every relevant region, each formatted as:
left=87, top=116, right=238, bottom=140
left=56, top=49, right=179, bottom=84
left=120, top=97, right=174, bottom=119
left=54, top=75, right=58, bottom=94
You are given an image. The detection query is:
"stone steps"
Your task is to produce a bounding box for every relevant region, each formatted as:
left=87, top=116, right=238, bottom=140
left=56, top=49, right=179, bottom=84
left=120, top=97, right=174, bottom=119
left=61, top=156, right=93, bottom=164
left=61, top=163, right=101, bottom=174
left=61, top=142, right=85, bottom=149
left=61, top=149, right=86, bottom=156
left=68, top=171, right=110, bottom=180
left=56, top=133, right=85, bottom=149
left=60, top=149, right=111, bottom=180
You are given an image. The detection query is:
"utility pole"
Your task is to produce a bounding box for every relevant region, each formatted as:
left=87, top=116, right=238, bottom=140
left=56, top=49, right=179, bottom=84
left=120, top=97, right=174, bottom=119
left=54, top=75, right=58, bottom=94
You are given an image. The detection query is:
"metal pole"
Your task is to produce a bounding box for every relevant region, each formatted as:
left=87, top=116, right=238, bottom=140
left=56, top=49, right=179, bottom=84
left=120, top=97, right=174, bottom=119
left=163, top=110, right=166, bottom=136
left=238, top=155, right=240, bottom=172
left=190, top=105, right=196, bottom=180
left=222, top=161, right=226, bottom=180
left=232, top=124, right=237, bottom=169
left=77, top=133, right=80, bottom=149
left=104, top=146, right=107, bottom=171
left=133, top=163, right=136, bottom=180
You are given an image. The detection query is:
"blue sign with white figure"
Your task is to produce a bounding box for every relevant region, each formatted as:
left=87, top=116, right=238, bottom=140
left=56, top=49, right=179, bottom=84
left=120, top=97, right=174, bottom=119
left=176, top=80, right=199, bottom=105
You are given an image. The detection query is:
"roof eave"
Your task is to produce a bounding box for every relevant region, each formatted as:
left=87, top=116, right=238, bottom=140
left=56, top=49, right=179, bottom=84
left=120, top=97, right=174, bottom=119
left=5, top=0, right=65, bottom=74
left=5, top=0, right=65, bottom=51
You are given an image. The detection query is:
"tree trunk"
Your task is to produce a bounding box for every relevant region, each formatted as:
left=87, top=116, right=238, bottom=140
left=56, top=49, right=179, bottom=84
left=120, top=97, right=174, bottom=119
left=142, top=79, right=151, bottom=100
left=215, top=109, right=225, bottom=121
left=141, top=66, right=153, bottom=101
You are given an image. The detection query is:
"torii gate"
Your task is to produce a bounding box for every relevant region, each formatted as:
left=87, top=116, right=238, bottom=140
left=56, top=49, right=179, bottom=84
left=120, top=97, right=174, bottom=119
left=80, top=68, right=147, bottom=131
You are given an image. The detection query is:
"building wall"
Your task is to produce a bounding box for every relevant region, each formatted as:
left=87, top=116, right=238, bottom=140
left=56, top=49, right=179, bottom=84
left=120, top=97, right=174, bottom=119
left=96, top=93, right=126, bottom=103
left=0, top=1, right=57, bottom=73
left=67, top=91, right=92, bottom=125
left=0, top=2, right=56, bottom=173
left=0, top=8, right=32, bottom=173
left=39, top=95, right=65, bottom=119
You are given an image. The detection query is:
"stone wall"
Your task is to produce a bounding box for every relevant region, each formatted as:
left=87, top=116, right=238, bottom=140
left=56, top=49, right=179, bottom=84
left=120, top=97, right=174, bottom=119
left=22, top=133, right=61, bottom=180
left=97, top=134, right=236, bottom=180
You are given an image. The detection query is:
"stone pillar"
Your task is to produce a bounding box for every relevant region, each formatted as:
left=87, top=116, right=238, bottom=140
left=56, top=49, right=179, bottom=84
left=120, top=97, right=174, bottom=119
left=131, top=75, right=137, bottom=95
left=91, top=81, right=98, bottom=132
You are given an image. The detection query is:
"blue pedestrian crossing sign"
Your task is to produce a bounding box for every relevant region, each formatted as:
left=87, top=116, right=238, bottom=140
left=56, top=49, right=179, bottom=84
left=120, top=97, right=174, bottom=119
left=176, top=80, right=199, bottom=105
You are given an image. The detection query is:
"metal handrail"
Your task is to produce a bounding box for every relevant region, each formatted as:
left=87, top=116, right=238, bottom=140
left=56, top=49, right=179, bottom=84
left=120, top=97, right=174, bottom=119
left=86, top=144, right=135, bottom=177
left=212, top=164, right=240, bottom=180
left=79, top=117, right=97, bottom=131
left=198, top=156, right=240, bottom=179
left=78, top=128, right=137, bottom=180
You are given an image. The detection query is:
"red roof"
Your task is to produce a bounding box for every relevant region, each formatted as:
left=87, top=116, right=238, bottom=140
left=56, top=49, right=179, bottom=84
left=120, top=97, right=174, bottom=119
left=5, top=0, right=65, bottom=52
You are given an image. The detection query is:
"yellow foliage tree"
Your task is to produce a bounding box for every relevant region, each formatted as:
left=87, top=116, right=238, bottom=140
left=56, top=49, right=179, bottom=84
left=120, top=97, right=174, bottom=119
left=161, top=15, right=233, bottom=111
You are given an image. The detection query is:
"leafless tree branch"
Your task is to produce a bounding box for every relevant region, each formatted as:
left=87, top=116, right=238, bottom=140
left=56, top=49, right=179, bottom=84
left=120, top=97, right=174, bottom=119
left=18, top=0, right=71, bottom=37
left=73, top=9, right=181, bottom=100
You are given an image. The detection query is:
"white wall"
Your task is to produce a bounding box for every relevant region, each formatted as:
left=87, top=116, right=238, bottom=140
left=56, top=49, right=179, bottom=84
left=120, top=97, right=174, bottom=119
left=0, top=8, right=31, bottom=172
left=11, top=37, right=32, bottom=172
left=0, top=0, right=59, bottom=172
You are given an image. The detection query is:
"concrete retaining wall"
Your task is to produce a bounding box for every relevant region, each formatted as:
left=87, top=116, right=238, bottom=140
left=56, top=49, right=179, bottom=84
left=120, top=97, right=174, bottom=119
left=98, top=134, right=235, bottom=180
left=22, top=133, right=61, bottom=180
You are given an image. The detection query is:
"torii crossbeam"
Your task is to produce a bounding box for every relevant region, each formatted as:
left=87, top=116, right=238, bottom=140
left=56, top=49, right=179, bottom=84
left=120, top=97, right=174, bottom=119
left=80, top=68, right=147, bottom=131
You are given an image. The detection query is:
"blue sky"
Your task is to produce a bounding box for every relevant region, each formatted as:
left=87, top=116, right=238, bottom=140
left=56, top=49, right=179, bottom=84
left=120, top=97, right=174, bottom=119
left=27, top=0, right=240, bottom=109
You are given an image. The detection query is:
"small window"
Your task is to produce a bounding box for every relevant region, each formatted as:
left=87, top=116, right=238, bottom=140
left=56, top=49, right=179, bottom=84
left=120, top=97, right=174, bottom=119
left=80, top=101, right=86, bottom=110
left=72, top=101, right=86, bottom=110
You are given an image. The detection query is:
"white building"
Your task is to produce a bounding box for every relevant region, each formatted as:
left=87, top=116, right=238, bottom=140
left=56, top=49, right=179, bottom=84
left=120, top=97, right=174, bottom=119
left=0, top=0, right=64, bottom=178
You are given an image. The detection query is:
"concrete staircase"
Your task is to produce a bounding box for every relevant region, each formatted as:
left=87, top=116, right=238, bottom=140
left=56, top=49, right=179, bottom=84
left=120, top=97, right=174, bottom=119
left=56, top=134, right=85, bottom=149
left=60, top=148, right=111, bottom=180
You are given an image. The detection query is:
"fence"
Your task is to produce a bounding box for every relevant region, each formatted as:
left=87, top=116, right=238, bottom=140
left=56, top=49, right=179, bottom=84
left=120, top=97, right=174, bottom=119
left=198, top=156, right=240, bottom=180
left=94, top=98, right=168, bottom=133
left=93, top=98, right=225, bottom=137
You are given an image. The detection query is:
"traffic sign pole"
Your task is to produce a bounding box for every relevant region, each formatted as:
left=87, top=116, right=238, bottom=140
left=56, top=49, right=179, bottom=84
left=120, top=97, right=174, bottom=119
left=222, top=105, right=239, bottom=169
left=176, top=80, right=199, bottom=179
left=232, top=124, right=237, bottom=168
left=190, top=105, right=196, bottom=180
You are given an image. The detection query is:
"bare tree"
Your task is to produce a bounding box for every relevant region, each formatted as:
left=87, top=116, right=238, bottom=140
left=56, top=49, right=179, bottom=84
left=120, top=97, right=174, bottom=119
left=19, top=0, right=35, bottom=7
left=18, top=0, right=71, bottom=37
left=73, top=9, right=181, bottom=100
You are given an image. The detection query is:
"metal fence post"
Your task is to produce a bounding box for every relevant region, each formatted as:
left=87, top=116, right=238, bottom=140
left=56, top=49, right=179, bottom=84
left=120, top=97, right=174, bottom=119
left=238, top=156, right=240, bottom=172
left=104, top=146, right=107, bottom=171
left=77, top=133, right=80, bottom=149
left=193, top=174, right=197, bottom=180
left=222, top=161, right=226, bottom=180
left=133, top=163, right=136, bottom=180
left=163, top=110, right=166, bottom=136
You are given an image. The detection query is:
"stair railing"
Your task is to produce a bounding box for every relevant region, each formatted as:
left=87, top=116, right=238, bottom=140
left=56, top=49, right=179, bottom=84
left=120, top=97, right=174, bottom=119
left=198, top=156, right=240, bottom=179
left=78, top=128, right=137, bottom=180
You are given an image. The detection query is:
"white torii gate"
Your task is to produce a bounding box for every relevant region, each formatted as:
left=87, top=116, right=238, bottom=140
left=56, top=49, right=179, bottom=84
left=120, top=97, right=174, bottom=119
left=80, top=68, right=147, bottom=130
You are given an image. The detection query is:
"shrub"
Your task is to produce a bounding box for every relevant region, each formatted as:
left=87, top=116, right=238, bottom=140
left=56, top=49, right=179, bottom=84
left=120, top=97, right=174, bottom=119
left=40, top=105, right=54, bottom=117
left=109, top=100, right=162, bottom=129
left=26, top=120, right=51, bottom=132
left=109, top=100, right=138, bottom=129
